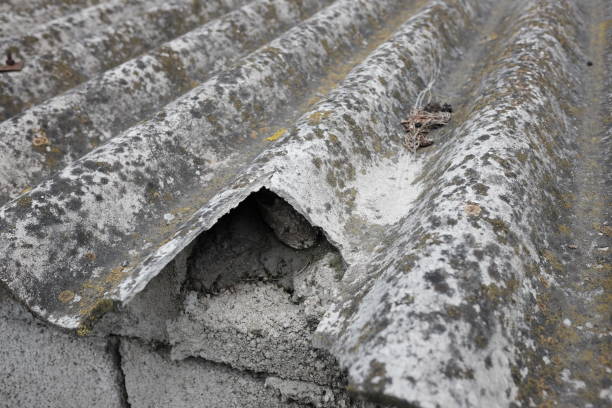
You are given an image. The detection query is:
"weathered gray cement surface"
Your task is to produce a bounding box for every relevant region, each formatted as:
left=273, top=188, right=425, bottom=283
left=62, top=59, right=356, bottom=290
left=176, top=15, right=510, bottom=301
left=0, top=0, right=433, bottom=334
left=0, top=0, right=610, bottom=407
left=519, top=1, right=612, bottom=406
left=0, top=0, right=250, bottom=121
left=0, top=0, right=334, bottom=205
left=0, top=0, right=104, bottom=39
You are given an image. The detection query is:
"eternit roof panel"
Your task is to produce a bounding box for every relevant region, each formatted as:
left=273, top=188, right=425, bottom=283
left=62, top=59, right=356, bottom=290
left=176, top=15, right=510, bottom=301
left=0, top=0, right=610, bottom=406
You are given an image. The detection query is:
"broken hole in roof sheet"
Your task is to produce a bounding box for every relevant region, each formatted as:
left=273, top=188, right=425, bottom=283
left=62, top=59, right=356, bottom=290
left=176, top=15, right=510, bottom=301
left=93, top=188, right=350, bottom=388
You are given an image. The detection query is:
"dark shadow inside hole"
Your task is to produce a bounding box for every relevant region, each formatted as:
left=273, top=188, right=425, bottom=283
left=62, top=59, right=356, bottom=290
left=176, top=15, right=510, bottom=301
left=186, top=188, right=342, bottom=295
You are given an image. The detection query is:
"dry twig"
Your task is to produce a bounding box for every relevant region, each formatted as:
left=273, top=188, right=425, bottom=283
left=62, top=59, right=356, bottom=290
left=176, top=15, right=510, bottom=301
left=401, top=105, right=451, bottom=152
left=401, top=54, right=452, bottom=152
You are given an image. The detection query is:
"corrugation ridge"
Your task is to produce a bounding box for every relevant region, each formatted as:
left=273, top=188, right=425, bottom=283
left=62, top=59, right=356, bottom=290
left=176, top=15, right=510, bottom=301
left=261, top=0, right=485, bottom=255
left=312, top=0, right=585, bottom=406
left=1, top=0, right=168, bottom=45
left=110, top=0, right=436, bottom=306
left=0, top=0, right=106, bottom=38
left=1, top=0, right=104, bottom=12
left=0, top=0, right=250, bottom=121
left=0, top=0, right=334, bottom=205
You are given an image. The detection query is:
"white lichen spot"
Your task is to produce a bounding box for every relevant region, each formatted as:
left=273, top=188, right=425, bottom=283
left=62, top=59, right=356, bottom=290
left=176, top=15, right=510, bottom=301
left=561, top=368, right=586, bottom=391
left=354, top=153, right=423, bottom=225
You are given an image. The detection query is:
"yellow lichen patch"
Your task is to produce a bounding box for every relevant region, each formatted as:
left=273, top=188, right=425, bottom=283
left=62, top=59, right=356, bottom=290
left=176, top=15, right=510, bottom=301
left=172, top=207, right=193, bottom=215
left=445, top=304, right=462, bottom=319
left=95, top=161, right=112, bottom=169
left=594, top=288, right=612, bottom=316
left=558, top=224, right=571, bottom=235
left=104, top=266, right=127, bottom=284
left=481, top=32, right=498, bottom=43
left=78, top=297, right=114, bottom=319
left=58, top=290, right=75, bottom=303
left=308, top=110, right=333, bottom=125
left=560, top=193, right=574, bottom=209
left=516, top=151, right=529, bottom=163
left=76, top=298, right=114, bottom=337
left=32, top=130, right=50, bottom=147
left=595, top=19, right=611, bottom=46
left=265, top=128, right=287, bottom=142
left=560, top=102, right=585, bottom=117
left=157, top=236, right=173, bottom=247
left=593, top=224, right=612, bottom=237
left=543, top=250, right=563, bottom=272
left=74, top=264, right=131, bottom=328
left=76, top=325, right=91, bottom=337
left=465, top=203, right=481, bottom=216
left=414, top=232, right=443, bottom=250
left=81, top=281, right=105, bottom=294
left=483, top=279, right=519, bottom=302
left=306, top=96, right=320, bottom=106
left=148, top=190, right=161, bottom=201
left=17, top=195, right=32, bottom=207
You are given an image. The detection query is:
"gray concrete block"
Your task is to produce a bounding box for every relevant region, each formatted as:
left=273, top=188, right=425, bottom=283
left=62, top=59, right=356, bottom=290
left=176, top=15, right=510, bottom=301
left=120, top=338, right=303, bottom=408
left=0, top=286, right=123, bottom=408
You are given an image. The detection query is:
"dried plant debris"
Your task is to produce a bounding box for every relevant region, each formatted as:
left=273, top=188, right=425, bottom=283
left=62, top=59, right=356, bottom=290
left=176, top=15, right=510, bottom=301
left=402, top=101, right=452, bottom=152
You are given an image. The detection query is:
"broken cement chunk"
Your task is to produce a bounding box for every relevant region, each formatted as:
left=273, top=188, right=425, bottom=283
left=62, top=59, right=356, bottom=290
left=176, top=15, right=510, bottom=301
left=265, top=377, right=345, bottom=408
left=120, top=338, right=301, bottom=408
left=292, top=251, right=344, bottom=324
left=168, top=284, right=344, bottom=386
left=265, top=376, right=394, bottom=408
left=255, top=189, right=320, bottom=249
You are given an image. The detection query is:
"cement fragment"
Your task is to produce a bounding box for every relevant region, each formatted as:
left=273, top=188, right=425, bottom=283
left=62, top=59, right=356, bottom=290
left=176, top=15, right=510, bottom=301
left=120, top=338, right=304, bottom=408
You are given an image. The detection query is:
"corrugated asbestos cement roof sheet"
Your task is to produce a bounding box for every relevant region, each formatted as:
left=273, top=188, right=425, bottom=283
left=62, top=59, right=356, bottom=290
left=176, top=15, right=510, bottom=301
left=1, top=0, right=610, bottom=406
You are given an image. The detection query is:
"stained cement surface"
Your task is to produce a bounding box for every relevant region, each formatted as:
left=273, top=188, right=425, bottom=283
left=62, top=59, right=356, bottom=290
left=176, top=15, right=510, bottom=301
left=0, top=0, right=610, bottom=407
